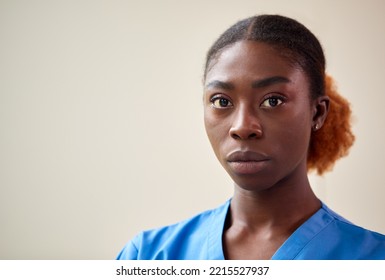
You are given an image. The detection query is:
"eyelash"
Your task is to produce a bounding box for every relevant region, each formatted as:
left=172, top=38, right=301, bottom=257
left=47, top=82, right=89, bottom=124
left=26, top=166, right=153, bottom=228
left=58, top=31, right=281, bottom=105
left=260, top=95, right=286, bottom=108
left=209, top=94, right=286, bottom=109
left=210, top=95, right=233, bottom=108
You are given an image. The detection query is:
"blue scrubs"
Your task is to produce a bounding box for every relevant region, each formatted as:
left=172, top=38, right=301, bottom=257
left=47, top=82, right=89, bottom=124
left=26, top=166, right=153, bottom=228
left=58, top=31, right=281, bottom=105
left=117, top=200, right=385, bottom=260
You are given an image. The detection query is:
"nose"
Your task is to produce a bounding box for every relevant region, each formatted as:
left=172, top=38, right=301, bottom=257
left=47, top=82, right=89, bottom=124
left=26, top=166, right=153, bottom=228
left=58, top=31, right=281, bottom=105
left=229, top=106, right=263, bottom=140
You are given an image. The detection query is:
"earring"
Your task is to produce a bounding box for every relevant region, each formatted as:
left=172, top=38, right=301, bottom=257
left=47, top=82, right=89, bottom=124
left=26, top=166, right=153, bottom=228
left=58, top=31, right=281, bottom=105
left=314, top=124, right=319, bottom=131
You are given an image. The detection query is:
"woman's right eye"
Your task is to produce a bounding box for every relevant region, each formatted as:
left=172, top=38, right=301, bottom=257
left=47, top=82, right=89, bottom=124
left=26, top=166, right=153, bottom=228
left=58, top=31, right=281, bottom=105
left=211, top=97, right=233, bottom=108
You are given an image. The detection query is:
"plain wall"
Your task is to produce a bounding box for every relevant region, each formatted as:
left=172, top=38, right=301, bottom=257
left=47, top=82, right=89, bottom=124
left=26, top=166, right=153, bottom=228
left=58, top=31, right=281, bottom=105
left=1, top=0, right=384, bottom=259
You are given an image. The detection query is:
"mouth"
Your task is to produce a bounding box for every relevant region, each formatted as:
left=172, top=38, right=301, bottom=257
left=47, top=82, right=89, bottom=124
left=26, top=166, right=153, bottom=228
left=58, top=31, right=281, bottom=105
left=226, top=150, right=270, bottom=175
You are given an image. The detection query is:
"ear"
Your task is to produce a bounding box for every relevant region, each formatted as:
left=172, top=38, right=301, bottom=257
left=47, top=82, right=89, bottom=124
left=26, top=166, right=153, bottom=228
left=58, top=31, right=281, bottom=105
left=312, top=96, right=330, bottom=131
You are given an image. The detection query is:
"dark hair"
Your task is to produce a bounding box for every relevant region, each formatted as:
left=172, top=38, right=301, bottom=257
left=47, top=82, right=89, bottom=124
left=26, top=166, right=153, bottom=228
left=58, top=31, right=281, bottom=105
left=204, top=15, right=355, bottom=175
left=204, top=14, right=325, bottom=100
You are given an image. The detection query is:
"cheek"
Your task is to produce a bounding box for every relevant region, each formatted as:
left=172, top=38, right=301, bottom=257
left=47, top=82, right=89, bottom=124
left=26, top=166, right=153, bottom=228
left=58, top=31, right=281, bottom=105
left=270, top=106, right=313, bottom=153
left=204, top=112, right=228, bottom=154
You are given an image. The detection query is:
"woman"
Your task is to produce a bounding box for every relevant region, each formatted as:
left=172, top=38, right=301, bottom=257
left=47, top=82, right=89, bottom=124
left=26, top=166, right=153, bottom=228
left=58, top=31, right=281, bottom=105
left=117, top=14, right=385, bottom=260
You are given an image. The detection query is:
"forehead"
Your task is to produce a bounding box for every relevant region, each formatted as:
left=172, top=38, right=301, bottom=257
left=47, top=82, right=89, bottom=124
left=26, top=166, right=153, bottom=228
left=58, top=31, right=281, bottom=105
left=205, top=41, right=304, bottom=85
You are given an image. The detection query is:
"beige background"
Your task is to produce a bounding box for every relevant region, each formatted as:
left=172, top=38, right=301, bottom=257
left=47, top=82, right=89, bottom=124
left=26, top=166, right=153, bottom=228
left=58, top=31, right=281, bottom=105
left=1, top=0, right=384, bottom=259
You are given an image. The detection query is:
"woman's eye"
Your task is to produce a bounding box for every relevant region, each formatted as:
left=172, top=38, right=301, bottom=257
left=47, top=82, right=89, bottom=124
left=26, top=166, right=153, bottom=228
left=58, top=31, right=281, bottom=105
left=211, top=97, right=233, bottom=108
left=261, top=97, right=283, bottom=108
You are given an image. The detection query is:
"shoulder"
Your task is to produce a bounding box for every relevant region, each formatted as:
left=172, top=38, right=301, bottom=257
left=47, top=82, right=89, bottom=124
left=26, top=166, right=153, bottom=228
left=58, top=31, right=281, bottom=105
left=116, top=200, right=230, bottom=260
left=322, top=203, right=385, bottom=240
left=299, top=203, right=385, bottom=259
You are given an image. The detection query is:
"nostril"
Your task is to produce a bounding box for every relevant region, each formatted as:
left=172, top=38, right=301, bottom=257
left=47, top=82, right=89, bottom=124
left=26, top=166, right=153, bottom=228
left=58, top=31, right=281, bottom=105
left=230, top=132, right=260, bottom=140
left=231, top=133, right=241, bottom=140
left=229, top=119, right=263, bottom=140
left=248, top=133, right=258, bottom=139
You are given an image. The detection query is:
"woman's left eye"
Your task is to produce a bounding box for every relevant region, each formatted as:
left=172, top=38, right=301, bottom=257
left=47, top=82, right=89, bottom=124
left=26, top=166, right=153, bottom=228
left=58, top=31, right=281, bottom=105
left=261, top=97, right=284, bottom=108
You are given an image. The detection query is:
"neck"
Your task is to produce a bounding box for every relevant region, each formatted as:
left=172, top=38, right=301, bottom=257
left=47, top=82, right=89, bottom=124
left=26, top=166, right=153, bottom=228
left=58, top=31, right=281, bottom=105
left=228, top=174, right=320, bottom=231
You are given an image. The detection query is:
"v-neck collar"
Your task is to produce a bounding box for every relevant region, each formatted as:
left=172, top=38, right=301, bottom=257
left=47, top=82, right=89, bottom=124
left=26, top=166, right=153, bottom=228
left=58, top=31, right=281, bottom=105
left=208, top=199, right=335, bottom=260
left=271, top=204, right=334, bottom=259
left=208, top=200, right=230, bottom=259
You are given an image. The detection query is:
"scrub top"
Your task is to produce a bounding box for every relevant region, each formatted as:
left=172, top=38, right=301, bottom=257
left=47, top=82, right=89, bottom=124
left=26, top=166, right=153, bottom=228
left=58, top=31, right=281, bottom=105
left=117, top=200, right=385, bottom=260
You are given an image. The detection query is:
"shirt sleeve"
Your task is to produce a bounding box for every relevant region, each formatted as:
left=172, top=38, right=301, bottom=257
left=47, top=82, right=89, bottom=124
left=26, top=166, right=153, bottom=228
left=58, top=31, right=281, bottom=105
left=115, top=237, right=139, bottom=260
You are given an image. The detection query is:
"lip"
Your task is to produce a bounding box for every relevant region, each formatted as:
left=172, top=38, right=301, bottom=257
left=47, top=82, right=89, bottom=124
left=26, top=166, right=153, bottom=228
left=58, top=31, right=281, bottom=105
left=227, top=150, right=269, bottom=162
left=226, top=150, right=270, bottom=175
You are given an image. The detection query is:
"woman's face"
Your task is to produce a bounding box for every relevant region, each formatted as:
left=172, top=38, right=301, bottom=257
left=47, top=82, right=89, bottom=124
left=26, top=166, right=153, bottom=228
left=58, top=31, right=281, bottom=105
left=204, top=41, right=316, bottom=191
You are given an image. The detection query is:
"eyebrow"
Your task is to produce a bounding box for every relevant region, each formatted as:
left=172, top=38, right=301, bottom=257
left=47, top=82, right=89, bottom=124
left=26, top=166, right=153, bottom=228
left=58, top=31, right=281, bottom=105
left=252, top=76, right=291, bottom=88
left=205, top=76, right=291, bottom=90
left=204, top=80, right=234, bottom=90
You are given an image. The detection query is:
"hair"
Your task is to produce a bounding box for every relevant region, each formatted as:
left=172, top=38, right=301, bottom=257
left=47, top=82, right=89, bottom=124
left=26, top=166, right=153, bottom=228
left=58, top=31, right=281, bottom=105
left=204, top=14, right=355, bottom=175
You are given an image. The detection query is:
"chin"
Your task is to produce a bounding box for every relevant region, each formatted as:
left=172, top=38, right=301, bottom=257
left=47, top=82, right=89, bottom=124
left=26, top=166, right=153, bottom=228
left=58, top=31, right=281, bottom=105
left=231, top=175, right=276, bottom=193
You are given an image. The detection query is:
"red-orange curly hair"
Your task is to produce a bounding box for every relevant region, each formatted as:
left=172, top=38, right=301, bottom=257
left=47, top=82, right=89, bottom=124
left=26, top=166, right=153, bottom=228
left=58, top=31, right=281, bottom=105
left=307, top=75, right=355, bottom=175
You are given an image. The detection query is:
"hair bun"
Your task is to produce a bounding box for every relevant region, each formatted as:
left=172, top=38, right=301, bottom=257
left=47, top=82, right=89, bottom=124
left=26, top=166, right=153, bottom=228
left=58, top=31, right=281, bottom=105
left=307, top=74, right=355, bottom=175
